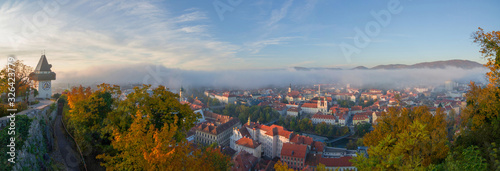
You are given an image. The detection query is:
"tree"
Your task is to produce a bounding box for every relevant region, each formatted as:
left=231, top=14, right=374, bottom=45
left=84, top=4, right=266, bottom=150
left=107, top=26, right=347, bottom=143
left=316, top=163, right=327, bottom=171
left=429, top=146, right=488, bottom=171
left=52, top=93, right=61, bottom=99
left=356, top=106, right=449, bottom=168
left=472, top=27, right=500, bottom=86
left=0, top=59, right=33, bottom=97
left=356, top=138, right=364, bottom=147
left=200, top=146, right=232, bottom=171
left=98, top=111, right=189, bottom=170
left=316, top=122, right=327, bottom=135
left=340, top=126, right=350, bottom=136
left=274, top=160, right=294, bottom=171
left=352, top=121, right=436, bottom=170
left=299, top=118, right=311, bottom=132
left=66, top=85, right=109, bottom=153
left=96, top=85, right=228, bottom=170
left=118, top=85, right=200, bottom=140
left=346, top=140, right=357, bottom=150
left=354, top=122, right=371, bottom=137
left=454, top=28, right=500, bottom=170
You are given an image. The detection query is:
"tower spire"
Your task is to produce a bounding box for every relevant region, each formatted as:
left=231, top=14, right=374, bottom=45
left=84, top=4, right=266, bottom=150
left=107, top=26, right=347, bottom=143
left=179, top=86, right=184, bottom=102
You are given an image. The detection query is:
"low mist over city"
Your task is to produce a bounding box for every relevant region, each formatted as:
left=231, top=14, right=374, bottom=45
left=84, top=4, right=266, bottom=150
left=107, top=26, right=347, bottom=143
left=1, top=0, right=499, bottom=170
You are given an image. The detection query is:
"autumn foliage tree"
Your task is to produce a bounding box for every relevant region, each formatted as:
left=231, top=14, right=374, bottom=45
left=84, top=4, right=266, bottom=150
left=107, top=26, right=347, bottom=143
left=96, top=85, right=231, bottom=170
left=63, top=84, right=233, bottom=170
left=455, top=28, right=500, bottom=170
left=473, top=27, right=500, bottom=86
left=274, top=160, right=294, bottom=171
left=116, top=85, right=199, bottom=140
left=0, top=59, right=34, bottom=99
left=352, top=106, right=449, bottom=169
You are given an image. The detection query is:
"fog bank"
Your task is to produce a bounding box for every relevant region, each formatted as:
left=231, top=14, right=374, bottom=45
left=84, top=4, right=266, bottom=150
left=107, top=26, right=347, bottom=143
left=55, top=64, right=488, bottom=89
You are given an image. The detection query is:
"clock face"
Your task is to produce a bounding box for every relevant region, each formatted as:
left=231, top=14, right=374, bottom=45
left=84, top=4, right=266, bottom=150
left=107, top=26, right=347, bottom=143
left=42, top=82, right=51, bottom=90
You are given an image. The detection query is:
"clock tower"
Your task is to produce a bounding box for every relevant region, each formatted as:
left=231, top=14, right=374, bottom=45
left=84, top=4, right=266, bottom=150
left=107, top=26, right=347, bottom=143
left=29, top=54, right=56, bottom=99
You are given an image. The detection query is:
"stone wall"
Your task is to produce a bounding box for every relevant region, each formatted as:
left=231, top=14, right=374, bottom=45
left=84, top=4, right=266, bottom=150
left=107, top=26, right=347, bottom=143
left=11, top=104, right=56, bottom=170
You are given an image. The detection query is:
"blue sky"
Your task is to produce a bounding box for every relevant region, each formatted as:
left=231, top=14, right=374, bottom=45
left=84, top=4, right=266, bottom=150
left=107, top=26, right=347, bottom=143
left=1, top=0, right=499, bottom=72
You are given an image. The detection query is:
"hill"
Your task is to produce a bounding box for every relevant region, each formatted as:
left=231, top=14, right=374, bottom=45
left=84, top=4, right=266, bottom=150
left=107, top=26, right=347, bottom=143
left=371, top=60, right=483, bottom=70
left=292, top=59, right=484, bottom=71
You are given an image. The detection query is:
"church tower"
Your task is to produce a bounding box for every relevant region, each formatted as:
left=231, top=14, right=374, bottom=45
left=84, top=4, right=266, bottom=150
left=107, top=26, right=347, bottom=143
left=179, top=86, right=184, bottom=102
left=288, top=83, right=291, bottom=93
left=29, top=54, right=56, bottom=99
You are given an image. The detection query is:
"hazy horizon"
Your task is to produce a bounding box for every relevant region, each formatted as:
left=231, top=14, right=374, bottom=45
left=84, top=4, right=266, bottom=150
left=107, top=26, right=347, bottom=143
left=47, top=63, right=488, bottom=90
left=1, top=0, right=499, bottom=73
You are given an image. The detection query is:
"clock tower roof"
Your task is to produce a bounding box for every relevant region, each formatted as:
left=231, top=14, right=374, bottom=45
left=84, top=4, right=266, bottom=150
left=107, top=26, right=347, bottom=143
left=29, top=54, right=56, bottom=81
left=34, top=54, right=52, bottom=72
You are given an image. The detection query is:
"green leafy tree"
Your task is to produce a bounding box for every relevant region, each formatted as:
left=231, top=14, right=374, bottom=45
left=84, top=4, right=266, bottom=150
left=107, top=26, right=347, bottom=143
left=429, top=146, right=488, bottom=171
left=119, top=85, right=199, bottom=140
left=356, top=107, right=449, bottom=168
left=355, top=122, right=371, bottom=137
left=352, top=121, right=434, bottom=170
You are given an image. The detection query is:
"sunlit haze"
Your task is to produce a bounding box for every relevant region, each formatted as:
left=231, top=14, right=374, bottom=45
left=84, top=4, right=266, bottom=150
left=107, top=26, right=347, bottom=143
left=1, top=1, right=499, bottom=72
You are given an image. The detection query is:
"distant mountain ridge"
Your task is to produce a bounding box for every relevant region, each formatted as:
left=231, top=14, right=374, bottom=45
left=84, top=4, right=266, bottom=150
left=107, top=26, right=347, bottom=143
left=293, top=59, right=484, bottom=71
left=370, top=60, right=484, bottom=70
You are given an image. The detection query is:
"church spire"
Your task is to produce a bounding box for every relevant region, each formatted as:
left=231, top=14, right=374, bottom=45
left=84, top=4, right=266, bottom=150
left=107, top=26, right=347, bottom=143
left=247, top=116, right=251, bottom=125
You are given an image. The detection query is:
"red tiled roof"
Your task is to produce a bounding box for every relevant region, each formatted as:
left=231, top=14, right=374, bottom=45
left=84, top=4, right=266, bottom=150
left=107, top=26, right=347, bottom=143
left=235, top=137, right=260, bottom=149
left=232, top=151, right=258, bottom=171
left=353, top=114, right=369, bottom=121
left=281, top=143, right=308, bottom=159
left=339, top=107, right=349, bottom=113
left=287, top=91, right=300, bottom=97
left=319, top=156, right=353, bottom=167
left=258, top=101, right=271, bottom=106
left=302, top=103, right=317, bottom=108
left=312, top=114, right=335, bottom=120
left=287, top=107, right=300, bottom=112
left=351, top=105, right=362, bottom=111
left=312, top=141, right=324, bottom=152
left=196, top=112, right=240, bottom=135
left=290, top=134, right=313, bottom=145
left=260, top=125, right=293, bottom=138
left=305, top=154, right=321, bottom=166
left=238, top=127, right=251, bottom=138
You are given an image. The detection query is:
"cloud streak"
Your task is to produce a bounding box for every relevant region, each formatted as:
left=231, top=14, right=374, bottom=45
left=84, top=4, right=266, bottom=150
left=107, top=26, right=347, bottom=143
left=0, top=0, right=240, bottom=71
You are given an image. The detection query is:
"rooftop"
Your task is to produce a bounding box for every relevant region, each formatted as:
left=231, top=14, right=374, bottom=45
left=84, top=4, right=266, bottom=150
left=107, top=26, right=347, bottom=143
left=281, top=143, right=308, bottom=159
left=235, top=137, right=260, bottom=149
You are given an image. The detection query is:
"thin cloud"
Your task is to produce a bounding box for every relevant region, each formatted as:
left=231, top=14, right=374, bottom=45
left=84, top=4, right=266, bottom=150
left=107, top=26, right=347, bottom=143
left=290, top=0, right=317, bottom=22
left=0, top=0, right=240, bottom=71
left=245, top=37, right=296, bottom=54
left=173, top=11, right=208, bottom=23
left=266, top=0, right=293, bottom=27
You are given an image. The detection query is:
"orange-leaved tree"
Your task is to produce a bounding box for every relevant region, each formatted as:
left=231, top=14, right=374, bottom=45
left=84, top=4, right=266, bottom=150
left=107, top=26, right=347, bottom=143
left=455, top=28, right=500, bottom=170
left=472, top=27, right=500, bottom=86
